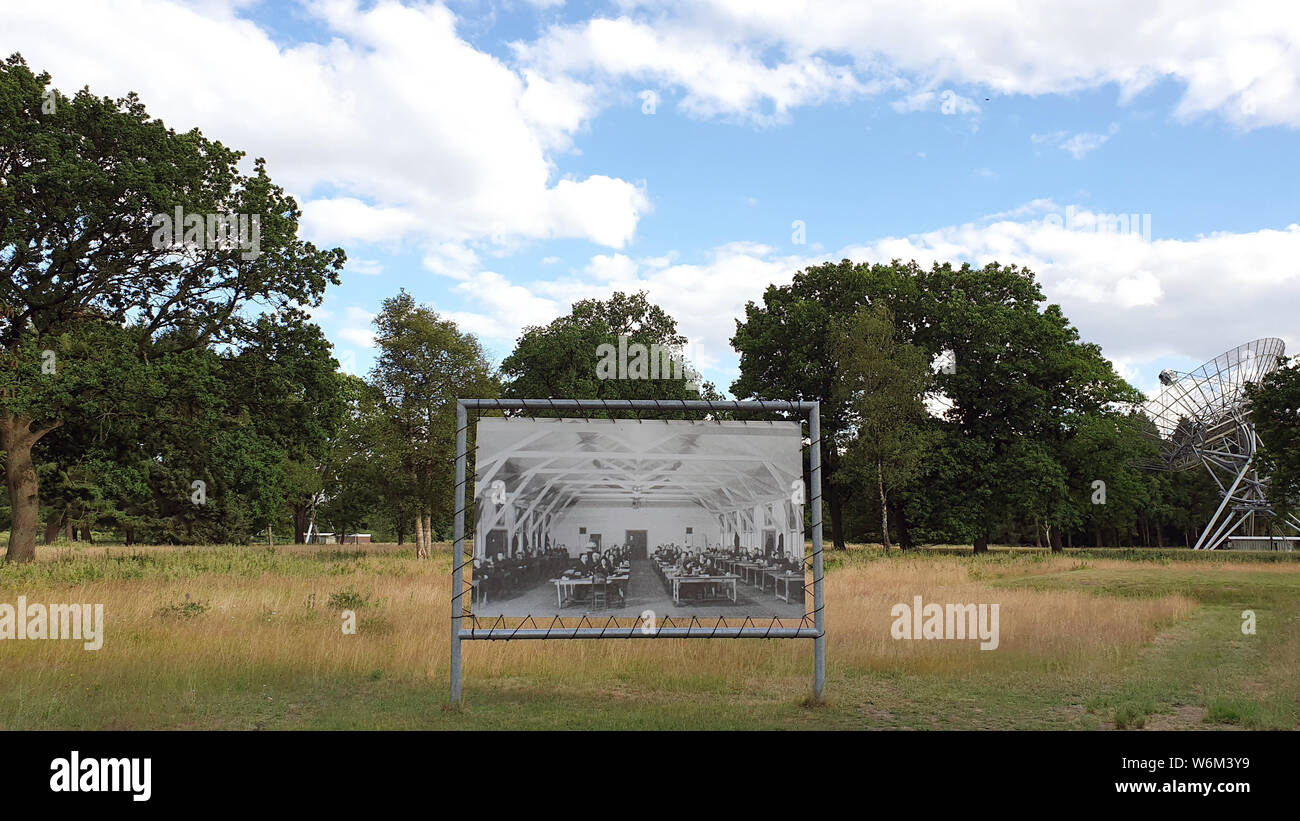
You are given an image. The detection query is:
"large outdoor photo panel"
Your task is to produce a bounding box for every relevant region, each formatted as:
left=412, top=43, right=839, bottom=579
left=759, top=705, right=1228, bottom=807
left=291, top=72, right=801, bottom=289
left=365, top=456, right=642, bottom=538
left=470, top=417, right=809, bottom=624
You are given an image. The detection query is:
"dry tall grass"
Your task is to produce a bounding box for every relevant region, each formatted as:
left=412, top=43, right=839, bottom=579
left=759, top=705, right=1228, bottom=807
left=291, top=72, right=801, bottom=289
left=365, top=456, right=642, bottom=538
left=0, top=543, right=1198, bottom=698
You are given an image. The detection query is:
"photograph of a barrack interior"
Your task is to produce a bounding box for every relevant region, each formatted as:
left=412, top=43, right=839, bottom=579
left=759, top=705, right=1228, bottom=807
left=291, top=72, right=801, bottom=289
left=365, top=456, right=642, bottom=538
left=472, top=417, right=808, bottom=619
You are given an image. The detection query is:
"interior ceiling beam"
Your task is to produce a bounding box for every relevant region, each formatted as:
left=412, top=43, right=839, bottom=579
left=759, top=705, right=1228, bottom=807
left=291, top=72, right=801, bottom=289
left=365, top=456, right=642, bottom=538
left=499, top=450, right=787, bottom=462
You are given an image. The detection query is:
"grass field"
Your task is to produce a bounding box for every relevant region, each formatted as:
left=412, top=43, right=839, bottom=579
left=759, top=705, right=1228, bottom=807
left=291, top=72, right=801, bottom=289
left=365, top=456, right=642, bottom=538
left=0, top=541, right=1296, bottom=730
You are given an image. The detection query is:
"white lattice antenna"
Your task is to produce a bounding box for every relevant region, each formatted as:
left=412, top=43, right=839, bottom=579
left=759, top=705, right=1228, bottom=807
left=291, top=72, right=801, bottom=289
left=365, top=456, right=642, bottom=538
left=1141, top=338, right=1299, bottom=549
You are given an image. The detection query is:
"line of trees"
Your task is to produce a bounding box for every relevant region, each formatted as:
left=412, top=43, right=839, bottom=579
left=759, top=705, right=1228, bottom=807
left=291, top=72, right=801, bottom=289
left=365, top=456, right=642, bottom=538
left=727, top=259, right=1232, bottom=552
left=3, top=53, right=1296, bottom=560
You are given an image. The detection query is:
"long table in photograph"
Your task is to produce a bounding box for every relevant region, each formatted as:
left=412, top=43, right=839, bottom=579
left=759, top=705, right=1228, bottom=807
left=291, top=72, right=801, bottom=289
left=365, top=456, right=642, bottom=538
left=666, top=573, right=739, bottom=605
left=734, top=562, right=765, bottom=586
left=551, top=572, right=629, bottom=608
left=765, top=569, right=805, bottom=603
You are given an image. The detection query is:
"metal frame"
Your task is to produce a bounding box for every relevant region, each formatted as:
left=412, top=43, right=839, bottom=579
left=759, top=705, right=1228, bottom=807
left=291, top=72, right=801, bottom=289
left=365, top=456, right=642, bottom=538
left=1186, top=413, right=1300, bottom=550
left=449, top=398, right=826, bottom=704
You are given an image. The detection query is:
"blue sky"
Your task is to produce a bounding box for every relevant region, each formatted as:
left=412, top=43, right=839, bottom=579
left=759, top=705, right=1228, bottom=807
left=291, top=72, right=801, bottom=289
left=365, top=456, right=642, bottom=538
left=5, top=0, right=1299, bottom=395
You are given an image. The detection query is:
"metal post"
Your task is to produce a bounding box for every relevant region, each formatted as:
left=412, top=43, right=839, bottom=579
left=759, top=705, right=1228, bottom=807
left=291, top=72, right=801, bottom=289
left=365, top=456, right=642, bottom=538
left=809, top=402, right=826, bottom=701
left=450, top=400, right=467, bottom=704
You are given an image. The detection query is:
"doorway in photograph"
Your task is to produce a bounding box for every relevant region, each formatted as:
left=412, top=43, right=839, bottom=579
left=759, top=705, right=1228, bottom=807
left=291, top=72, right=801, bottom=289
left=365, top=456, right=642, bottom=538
left=625, top=530, right=648, bottom=559
left=485, top=529, right=506, bottom=557
left=763, top=528, right=776, bottom=557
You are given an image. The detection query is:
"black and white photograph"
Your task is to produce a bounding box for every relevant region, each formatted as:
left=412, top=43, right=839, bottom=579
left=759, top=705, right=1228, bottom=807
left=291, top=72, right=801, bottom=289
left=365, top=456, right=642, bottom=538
left=472, top=418, right=807, bottom=620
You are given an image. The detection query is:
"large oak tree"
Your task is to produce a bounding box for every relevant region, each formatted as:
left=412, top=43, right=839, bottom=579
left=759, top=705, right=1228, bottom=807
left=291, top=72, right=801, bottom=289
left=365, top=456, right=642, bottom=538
left=0, top=54, right=344, bottom=560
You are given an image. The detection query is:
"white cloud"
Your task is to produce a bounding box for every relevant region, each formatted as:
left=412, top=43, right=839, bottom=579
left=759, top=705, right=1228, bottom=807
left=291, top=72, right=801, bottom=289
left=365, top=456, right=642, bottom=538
left=338, top=306, right=377, bottom=348
left=839, top=210, right=1300, bottom=373
left=1, top=0, right=646, bottom=252
left=524, top=1, right=1300, bottom=129
left=515, top=15, right=874, bottom=124
left=891, top=88, right=980, bottom=116
left=448, top=206, right=1300, bottom=393
left=346, top=259, right=384, bottom=277
left=423, top=243, right=481, bottom=280
left=1031, top=124, right=1119, bottom=158
left=1058, top=132, right=1111, bottom=158
left=450, top=271, right=564, bottom=342
left=452, top=242, right=820, bottom=379
left=338, top=327, right=377, bottom=348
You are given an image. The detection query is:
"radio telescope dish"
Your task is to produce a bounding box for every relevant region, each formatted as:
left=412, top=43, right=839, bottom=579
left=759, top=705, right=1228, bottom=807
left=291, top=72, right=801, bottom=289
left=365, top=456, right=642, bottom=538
left=1141, top=338, right=1299, bottom=550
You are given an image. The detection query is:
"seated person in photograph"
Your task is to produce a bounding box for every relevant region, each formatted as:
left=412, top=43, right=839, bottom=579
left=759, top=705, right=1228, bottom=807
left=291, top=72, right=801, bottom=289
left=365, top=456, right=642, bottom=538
left=488, top=552, right=514, bottom=592
left=474, top=557, right=498, bottom=599
left=567, top=552, right=594, bottom=577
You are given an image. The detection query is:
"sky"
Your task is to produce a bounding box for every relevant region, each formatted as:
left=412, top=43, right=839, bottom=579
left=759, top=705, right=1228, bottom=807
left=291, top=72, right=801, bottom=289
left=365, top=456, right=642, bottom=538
left=4, top=0, right=1299, bottom=397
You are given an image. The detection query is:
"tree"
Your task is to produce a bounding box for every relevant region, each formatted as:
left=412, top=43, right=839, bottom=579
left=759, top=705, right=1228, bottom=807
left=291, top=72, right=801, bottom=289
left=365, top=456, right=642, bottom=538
left=223, top=313, right=350, bottom=542
left=1060, top=413, right=1156, bottom=548
left=733, top=258, right=1140, bottom=553
left=370, top=290, right=499, bottom=558
left=318, top=378, right=388, bottom=542
left=833, top=304, right=934, bottom=552
left=0, top=55, right=344, bottom=560
left=1246, top=357, right=1300, bottom=522
left=903, top=261, right=1140, bottom=553
left=501, top=290, right=720, bottom=405
left=731, top=261, right=877, bottom=549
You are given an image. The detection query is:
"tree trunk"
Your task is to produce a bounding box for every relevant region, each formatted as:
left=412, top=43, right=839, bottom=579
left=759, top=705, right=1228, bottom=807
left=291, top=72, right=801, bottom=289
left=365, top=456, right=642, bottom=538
left=894, top=499, right=914, bottom=550
left=266, top=525, right=274, bottom=548
left=1049, top=524, right=1063, bottom=553
left=80, top=525, right=93, bottom=543
left=415, top=513, right=427, bottom=559
left=973, top=534, right=989, bottom=554
left=1035, top=517, right=1042, bottom=548
left=1, top=414, right=58, bottom=563
left=43, top=507, right=66, bottom=545
left=825, top=478, right=847, bottom=550
left=877, top=461, right=891, bottom=553
left=421, top=513, right=433, bottom=558
left=293, top=503, right=308, bottom=543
